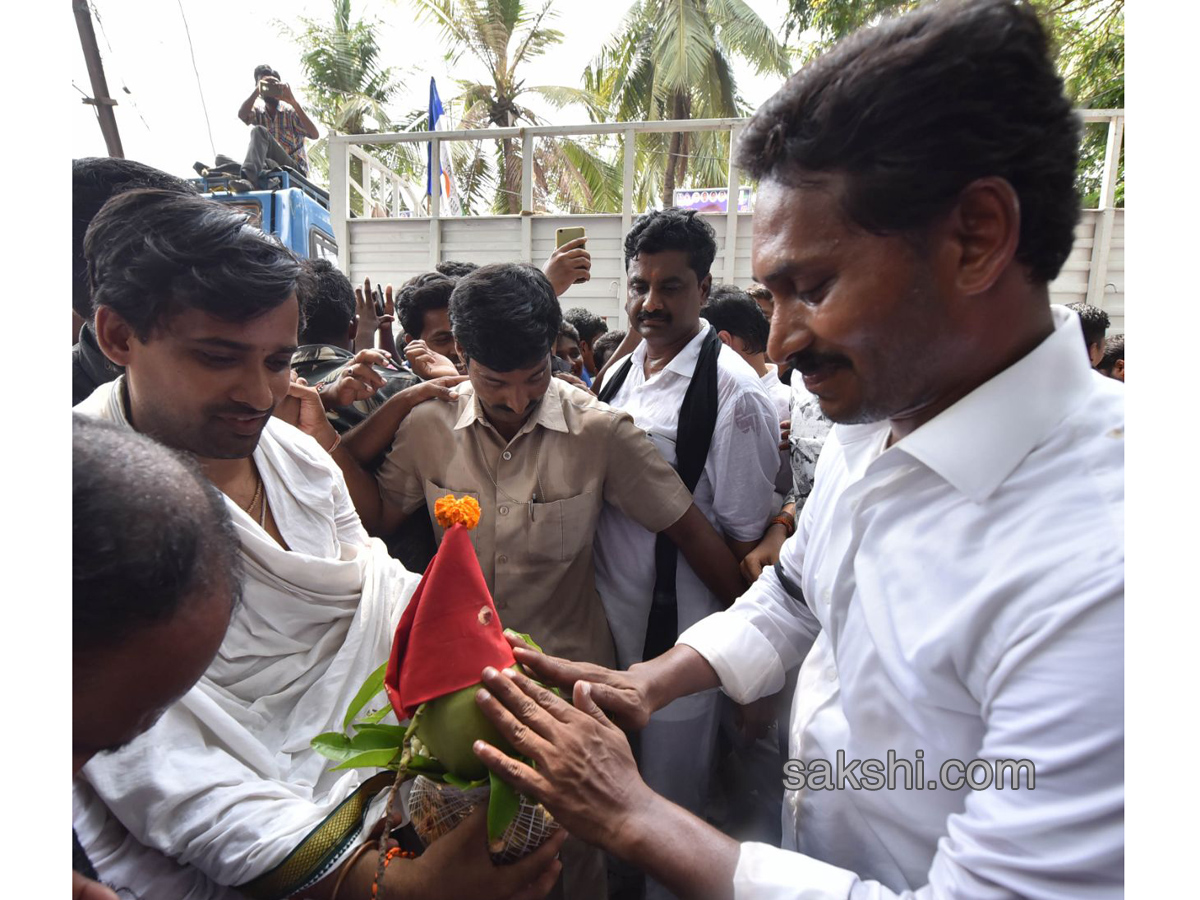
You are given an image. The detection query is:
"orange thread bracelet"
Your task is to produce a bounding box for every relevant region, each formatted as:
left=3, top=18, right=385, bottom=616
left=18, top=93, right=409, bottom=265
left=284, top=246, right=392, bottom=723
left=371, top=846, right=417, bottom=900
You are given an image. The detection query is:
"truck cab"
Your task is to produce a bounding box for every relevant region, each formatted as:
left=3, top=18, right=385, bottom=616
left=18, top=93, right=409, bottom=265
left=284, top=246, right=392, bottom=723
left=190, top=168, right=337, bottom=261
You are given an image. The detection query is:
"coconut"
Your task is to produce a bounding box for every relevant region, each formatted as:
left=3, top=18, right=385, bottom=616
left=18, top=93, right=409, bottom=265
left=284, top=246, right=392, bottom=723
left=414, top=681, right=515, bottom=781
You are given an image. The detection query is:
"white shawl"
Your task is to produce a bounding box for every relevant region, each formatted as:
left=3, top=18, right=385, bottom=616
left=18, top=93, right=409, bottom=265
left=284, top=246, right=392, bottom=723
left=74, top=379, right=421, bottom=894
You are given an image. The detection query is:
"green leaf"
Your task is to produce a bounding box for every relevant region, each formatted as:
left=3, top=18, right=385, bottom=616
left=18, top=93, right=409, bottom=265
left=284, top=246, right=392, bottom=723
left=487, top=770, right=521, bottom=843
left=352, top=723, right=408, bottom=741
left=407, top=753, right=448, bottom=776
left=312, top=731, right=360, bottom=763
left=442, top=772, right=476, bottom=789
left=343, top=661, right=389, bottom=731
left=331, top=748, right=403, bottom=770
left=361, top=704, right=397, bottom=725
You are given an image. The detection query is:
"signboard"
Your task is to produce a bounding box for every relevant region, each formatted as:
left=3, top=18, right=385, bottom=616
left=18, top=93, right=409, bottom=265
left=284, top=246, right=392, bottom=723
left=673, top=186, right=755, bottom=213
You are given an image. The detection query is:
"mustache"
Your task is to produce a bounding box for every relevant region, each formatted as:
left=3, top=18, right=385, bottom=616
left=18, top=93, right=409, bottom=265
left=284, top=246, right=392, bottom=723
left=637, top=311, right=670, bottom=322
left=787, top=348, right=852, bottom=375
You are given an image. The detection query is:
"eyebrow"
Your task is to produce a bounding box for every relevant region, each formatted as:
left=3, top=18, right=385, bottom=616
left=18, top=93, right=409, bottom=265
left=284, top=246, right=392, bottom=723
left=754, top=258, right=824, bottom=285
left=189, top=337, right=298, bottom=355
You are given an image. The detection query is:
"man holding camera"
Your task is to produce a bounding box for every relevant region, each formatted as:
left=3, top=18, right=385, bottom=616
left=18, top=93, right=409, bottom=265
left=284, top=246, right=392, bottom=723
left=235, top=64, right=319, bottom=190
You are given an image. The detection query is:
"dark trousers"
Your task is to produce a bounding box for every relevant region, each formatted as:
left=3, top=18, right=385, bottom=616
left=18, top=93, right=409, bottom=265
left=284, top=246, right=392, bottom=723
left=242, top=125, right=298, bottom=187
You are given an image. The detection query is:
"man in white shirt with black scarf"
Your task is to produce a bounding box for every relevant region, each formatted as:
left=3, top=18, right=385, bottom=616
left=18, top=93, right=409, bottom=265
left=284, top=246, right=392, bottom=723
left=467, top=1, right=1124, bottom=898
left=593, top=207, right=781, bottom=899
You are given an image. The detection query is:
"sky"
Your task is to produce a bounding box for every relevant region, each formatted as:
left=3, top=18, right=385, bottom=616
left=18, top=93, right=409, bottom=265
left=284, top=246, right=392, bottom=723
left=71, top=0, right=794, bottom=182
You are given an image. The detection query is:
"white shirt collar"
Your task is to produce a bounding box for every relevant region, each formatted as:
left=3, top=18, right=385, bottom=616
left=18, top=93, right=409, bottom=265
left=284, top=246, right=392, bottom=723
left=894, top=304, right=1095, bottom=502
left=630, top=319, right=713, bottom=381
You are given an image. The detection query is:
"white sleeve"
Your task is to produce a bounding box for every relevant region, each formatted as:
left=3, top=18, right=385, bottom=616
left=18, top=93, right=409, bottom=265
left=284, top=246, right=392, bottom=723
left=727, top=568, right=1124, bottom=900
left=705, top=387, right=782, bottom=541
left=677, top=520, right=820, bottom=704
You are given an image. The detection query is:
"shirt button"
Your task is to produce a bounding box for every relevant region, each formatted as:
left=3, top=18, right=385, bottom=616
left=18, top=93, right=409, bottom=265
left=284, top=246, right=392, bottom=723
left=499, top=555, right=508, bottom=564
left=502, top=451, right=512, bottom=461
left=499, top=506, right=509, bottom=516
left=826, top=667, right=837, bottom=683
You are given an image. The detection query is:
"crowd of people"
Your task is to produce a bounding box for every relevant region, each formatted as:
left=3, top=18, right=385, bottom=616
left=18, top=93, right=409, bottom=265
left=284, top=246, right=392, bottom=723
left=72, top=1, right=1124, bottom=899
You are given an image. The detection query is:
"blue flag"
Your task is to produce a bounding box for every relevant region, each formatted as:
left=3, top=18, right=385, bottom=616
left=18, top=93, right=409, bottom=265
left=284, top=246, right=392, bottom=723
left=426, top=78, right=459, bottom=212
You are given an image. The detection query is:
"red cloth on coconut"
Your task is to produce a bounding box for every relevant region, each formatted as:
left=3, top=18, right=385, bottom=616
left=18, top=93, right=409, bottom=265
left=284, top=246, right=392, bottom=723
left=385, top=512, right=515, bottom=719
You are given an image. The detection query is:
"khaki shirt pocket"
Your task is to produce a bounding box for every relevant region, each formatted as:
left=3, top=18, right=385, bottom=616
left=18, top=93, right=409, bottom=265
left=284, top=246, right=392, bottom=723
left=525, top=492, right=599, bottom=562
left=423, top=481, right=482, bottom=546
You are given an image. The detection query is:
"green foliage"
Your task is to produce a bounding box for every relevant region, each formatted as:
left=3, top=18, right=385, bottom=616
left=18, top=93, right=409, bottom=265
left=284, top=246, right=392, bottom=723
left=487, top=770, right=521, bottom=842
left=342, top=661, right=388, bottom=731
left=586, top=0, right=792, bottom=207
left=281, top=0, right=425, bottom=213
left=409, top=0, right=616, bottom=214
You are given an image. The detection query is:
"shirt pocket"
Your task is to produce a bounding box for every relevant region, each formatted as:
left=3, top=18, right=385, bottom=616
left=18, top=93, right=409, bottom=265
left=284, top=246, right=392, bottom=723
left=525, top=491, right=599, bottom=562
left=423, top=481, right=482, bottom=547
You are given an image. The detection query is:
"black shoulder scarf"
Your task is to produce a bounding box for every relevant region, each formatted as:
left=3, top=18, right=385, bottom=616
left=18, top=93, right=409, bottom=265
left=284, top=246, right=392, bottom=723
left=599, top=327, right=722, bottom=659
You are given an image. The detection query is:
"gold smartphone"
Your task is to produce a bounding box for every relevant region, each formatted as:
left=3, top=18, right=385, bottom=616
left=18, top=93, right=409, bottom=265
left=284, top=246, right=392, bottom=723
left=555, top=226, right=586, bottom=248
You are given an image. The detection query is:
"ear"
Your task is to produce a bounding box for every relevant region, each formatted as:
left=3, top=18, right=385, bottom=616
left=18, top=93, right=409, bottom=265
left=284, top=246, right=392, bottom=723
left=454, top=340, right=467, bottom=362
left=93, top=306, right=140, bottom=368
left=716, top=329, right=735, bottom=348
left=944, top=177, right=1021, bottom=297
left=1114, top=359, right=1124, bottom=379
left=699, top=273, right=713, bottom=300
left=348, top=317, right=358, bottom=342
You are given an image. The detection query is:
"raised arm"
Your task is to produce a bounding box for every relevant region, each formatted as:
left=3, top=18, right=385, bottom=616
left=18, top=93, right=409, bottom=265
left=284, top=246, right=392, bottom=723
left=237, top=86, right=259, bottom=124
left=280, top=83, right=319, bottom=139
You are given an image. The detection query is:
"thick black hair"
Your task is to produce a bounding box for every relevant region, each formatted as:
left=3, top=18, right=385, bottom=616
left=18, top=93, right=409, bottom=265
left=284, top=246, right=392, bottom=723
left=397, top=272, right=457, bottom=339
left=1067, top=301, right=1111, bottom=349
left=450, top=263, right=561, bottom=372
left=86, top=188, right=306, bottom=340
left=73, top=415, right=242, bottom=655
left=73, top=157, right=198, bottom=320
left=254, top=64, right=280, bottom=81
left=558, top=320, right=580, bottom=343
left=563, top=307, right=608, bottom=344
left=299, top=258, right=355, bottom=346
left=1098, top=333, right=1123, bottom=372
left=436, top=260, right=479, bottom=278
left=624, top=208, right=717, bottom=282
left=591, top=330, right=626, bottom=370
left=736, top=0, right=1081, bottom=284
left=701, top=284, right=771, bottom=354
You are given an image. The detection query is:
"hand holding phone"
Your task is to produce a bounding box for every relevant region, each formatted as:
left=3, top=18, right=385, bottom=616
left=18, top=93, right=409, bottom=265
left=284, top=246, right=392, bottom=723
left=547, top=227, right=590, bottom=294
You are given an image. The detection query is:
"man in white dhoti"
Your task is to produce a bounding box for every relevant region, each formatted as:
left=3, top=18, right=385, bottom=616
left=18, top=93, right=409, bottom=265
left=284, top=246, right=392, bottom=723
left=73, top=188, right=564, bottom=900
left=468, top=2, right=1123, bottom=898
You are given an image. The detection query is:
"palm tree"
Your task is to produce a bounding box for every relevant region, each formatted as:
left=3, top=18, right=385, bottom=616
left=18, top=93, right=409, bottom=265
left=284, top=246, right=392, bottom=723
left=585, top=0, right=792, bottom=208
left=285, top=0, right=423, bottom=213
left=412, top=0, right=618, bottom=214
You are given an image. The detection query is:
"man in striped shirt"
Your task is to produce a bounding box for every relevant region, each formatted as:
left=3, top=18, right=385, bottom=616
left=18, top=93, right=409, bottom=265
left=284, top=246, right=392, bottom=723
left=236, top=64, right=318, bottom=188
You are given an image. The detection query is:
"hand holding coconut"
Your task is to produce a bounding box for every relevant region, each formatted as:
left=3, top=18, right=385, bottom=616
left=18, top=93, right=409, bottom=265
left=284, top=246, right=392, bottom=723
left=472, top=665, right=742, bottom=900
left=313, top=495, right=567, bottom=899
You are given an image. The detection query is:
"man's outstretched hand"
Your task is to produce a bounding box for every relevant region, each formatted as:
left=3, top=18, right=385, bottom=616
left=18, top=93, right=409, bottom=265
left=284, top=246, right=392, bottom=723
left=504, top=634, right=656, bottom=732
left=473, top=667, right=658, bottom=852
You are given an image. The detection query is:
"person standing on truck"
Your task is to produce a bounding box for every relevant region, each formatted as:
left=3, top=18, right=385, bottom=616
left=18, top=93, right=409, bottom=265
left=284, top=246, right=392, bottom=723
left=235, top=64, right=319, bottom=191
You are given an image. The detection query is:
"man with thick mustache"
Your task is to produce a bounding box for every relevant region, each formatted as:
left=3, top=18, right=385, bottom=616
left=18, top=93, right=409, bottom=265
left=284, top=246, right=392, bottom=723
left=592, top=207, right=781, bottom=898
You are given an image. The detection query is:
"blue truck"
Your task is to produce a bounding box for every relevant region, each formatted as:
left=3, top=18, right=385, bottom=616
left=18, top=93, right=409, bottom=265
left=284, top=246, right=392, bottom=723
left=190, top=168, right=337, bottom=261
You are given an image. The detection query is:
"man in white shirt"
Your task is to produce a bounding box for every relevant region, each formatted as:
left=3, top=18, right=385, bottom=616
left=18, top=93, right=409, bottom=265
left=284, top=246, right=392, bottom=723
left=466, top=1, right=1123, bottom=898
left=593, top=208, right=780, bottom=897
left=700, top=284, right=790, bottom=424
left=73, top=189, right=563, bottom=900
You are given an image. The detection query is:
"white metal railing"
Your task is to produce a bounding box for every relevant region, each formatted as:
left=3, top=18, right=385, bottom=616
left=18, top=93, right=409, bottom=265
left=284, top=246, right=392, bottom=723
left=327, top=111, right=1123, bottom=314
